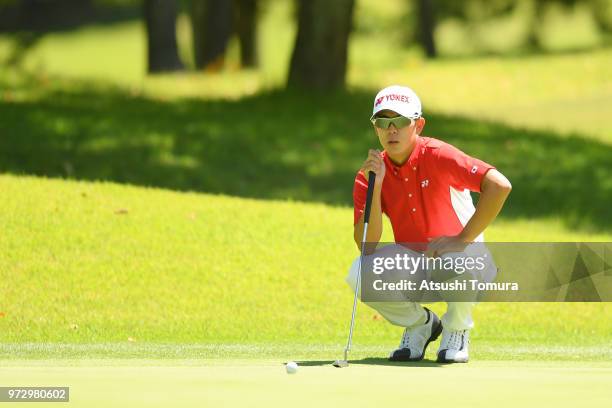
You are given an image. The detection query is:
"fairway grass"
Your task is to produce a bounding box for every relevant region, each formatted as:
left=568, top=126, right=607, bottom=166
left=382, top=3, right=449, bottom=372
left=1, top=4, right=611, bottom=405
left=1, top=359, right=611, bottom=408
left=1, top=175, right=611, bottom=349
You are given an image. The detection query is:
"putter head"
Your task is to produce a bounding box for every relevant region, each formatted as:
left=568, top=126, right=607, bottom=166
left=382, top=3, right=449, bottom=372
left=332, top=359, right=349, bottom=368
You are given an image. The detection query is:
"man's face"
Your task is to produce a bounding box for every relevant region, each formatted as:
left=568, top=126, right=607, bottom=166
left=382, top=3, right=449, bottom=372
left=373, top=110, right=423, bottom=158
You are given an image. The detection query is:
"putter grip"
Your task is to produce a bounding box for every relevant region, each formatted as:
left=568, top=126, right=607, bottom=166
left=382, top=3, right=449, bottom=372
left=363, top=171, right=377, bottom=224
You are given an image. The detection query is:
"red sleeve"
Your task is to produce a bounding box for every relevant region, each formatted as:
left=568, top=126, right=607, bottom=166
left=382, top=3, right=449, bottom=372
left=436, top=144, right=495, bottom=192
left=352, top=171, right=368, bottom=225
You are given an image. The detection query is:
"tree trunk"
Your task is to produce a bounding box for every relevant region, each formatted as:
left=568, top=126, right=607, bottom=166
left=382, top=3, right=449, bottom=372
left=234, top=0, right=258, bottom=68
left=143, top=0, right=184, bottom=73
left=416, top=0, right=437, bottom=58
left=287, top=0, right=355, bottom=90
left=526, top=0, right=546, bottom=50
left=191, top=0, right=233, bottom=71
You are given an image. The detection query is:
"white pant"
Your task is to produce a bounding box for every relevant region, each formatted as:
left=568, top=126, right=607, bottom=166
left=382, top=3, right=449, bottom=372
left=345, top=244, right=497, bottom=330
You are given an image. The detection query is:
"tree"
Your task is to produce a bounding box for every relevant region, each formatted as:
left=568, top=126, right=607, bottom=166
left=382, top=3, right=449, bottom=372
left=287, top=0, right=355, bottom=89
left=191, top=0, right=233, bottom=71
left=432, top=0, right=611, bottom=52
left=416, top=0, right=437, bottom=58
left=143, top=0, right=184, bottom=73
left=234, top=0, right=258, bottom=68
left=190, top=0, right=259, bottom=71
left=527, top=0, right=612, bottom=49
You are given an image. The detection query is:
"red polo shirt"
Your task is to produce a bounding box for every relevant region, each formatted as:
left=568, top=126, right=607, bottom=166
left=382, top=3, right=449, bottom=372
left=353, top=136, right=495, bottom=243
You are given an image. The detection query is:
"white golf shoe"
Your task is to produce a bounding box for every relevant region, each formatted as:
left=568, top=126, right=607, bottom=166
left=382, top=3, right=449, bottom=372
left=389, top=308, right=442, bottom=361
left=437, top=329, right=470, bottom=363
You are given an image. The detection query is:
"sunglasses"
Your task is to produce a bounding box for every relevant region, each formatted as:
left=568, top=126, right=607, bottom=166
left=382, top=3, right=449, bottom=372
left=371, top=115, right=414, bottom=129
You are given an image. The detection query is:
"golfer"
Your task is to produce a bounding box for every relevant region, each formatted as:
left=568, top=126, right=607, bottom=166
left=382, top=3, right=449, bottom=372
left=347, top=85, right=512, bottom=363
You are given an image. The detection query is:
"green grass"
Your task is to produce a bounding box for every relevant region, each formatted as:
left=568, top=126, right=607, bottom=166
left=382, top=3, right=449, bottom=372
left=1, top=361, right=611, bottom=408
left=0, top=10, right=611, bottom=408
left=1, top=80, right=611, bottom=231
left=1, top=343, right=612, bottom=362
left=1, top=175, right=611, bottom=357
left=0, top=0, right=611, bottom=370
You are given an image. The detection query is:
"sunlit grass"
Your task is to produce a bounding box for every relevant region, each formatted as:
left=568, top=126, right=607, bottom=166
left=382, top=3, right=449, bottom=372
left=0, top=174, right=610, bottom=352
left=0, top=0, right=611, bottom=360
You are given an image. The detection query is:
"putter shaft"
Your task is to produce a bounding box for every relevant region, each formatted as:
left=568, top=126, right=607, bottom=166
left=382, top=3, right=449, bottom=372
left=336, top=171, right=376, bottom=367
left=343, top=222, right=368, bottom=360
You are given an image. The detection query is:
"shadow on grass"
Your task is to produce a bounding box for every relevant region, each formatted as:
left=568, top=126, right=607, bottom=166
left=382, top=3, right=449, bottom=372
left=296, top=358, right=445, bottom=367
left=1, top=74, right=611, bottom=231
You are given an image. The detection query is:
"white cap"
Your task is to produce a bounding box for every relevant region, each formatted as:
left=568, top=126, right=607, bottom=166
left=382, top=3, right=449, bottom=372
left=370, top=85, right=422, bottom=120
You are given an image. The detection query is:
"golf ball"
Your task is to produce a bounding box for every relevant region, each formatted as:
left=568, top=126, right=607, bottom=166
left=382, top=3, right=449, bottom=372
left=286, top=361, right=298, bottom=374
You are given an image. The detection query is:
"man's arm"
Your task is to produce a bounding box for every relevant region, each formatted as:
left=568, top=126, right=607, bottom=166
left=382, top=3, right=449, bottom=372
left=427, top=169, right=511, bottom=256
left=458, top=168, right=512, bottom=242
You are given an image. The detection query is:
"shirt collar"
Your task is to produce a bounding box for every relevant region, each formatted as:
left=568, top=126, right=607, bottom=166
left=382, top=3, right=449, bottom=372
left=382, top=136, right=423, bottom=174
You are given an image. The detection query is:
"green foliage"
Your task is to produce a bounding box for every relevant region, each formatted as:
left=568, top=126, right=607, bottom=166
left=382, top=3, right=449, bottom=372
left=414, top=0, right=612, bottom=54
left=0, top=2, right=611, bottom=358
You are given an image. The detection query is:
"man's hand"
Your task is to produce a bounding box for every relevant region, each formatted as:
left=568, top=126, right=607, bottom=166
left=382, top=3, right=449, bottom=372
left=425, top=235, right=469, bottom=258
left=360, top=149, right=385, bottom=186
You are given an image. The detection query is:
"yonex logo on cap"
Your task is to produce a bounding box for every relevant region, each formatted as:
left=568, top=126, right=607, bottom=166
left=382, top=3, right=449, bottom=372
left=375, top=94, right=412, bottom=107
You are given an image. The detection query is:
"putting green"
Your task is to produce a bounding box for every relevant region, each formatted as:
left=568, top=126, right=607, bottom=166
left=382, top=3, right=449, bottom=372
left=1, top=360, right=610, bottom=408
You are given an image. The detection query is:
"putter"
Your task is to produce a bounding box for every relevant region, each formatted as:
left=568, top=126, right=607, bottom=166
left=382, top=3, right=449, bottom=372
left=333, top=171, right=376, bottom=368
